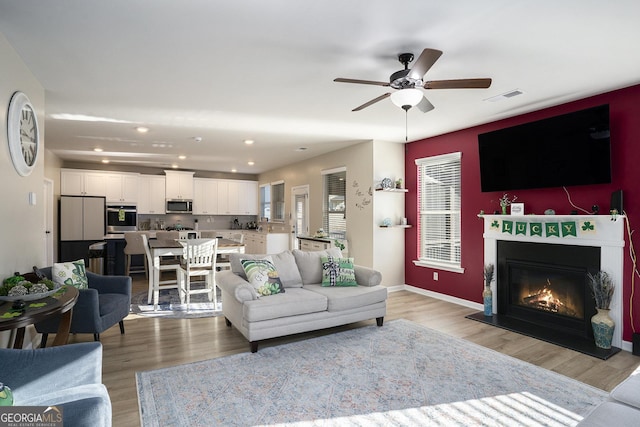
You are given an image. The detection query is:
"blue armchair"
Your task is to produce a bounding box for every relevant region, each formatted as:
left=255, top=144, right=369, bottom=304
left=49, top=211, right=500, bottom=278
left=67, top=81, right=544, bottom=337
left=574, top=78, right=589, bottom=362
left=34, top=267, right=131, bottom=345
left=0, top=342, right=111, bottom=426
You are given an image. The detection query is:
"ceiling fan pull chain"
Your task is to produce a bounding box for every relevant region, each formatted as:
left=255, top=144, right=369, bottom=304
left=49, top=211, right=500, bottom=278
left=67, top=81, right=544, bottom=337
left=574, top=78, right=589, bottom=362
left=405, top=109, right=409, bottom=142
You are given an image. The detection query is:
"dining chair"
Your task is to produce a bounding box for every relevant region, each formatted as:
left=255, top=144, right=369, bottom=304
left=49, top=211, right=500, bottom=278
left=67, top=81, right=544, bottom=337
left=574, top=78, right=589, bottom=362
left=200, top=230, right=218, bottom=238
left=177, top=238, right=218, bottom=311
left=217, top=232, right=243, bottom=270
left=141, top=234, right=180, bottom=307
left=124, top=231, right=150, bottom=277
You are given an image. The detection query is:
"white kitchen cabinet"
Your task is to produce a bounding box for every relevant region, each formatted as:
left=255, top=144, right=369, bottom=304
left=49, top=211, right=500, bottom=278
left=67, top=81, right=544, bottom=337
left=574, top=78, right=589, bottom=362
left=243, top=232, right=289, bottom=254
left=218, top=180, right=258, bottom=215
left=193, top=178, right=219, bottom=215
left=165, top=170, right=194, bottom=200
left=105, top=173, right=139, bottom=204
left=217, top=180, right=231, bottom=214
left=299, top=238, right=331, bottom=251
left=238, top=181, right=258, bottom=215
left=61, top=169, right=107, bottom=196
left=138, top=175, right=166, bottom=214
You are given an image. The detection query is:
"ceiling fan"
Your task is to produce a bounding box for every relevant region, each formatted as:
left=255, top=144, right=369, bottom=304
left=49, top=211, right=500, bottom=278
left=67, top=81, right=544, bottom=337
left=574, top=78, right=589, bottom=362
left=334, top=48, right=492, bottom=112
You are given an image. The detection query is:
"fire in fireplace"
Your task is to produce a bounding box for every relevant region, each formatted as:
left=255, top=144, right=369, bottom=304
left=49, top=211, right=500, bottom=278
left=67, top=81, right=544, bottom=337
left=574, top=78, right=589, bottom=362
left=497, top=241, right=599, bottom=340
left=511, top=263, right=585, bottom=319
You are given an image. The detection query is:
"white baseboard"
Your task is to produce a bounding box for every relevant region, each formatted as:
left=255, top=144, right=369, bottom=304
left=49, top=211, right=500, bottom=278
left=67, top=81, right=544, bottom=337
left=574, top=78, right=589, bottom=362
left=395, top=284, right=633, bottom=353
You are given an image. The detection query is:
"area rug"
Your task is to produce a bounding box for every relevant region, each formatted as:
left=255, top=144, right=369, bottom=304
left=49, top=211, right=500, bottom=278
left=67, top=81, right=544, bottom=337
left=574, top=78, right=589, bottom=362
left=136, top=319, right=608, bottom=426
left=130, top=286, right=222, bottom=319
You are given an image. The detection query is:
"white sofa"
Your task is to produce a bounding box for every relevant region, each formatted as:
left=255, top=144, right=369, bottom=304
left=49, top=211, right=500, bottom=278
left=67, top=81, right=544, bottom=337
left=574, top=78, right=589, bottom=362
left=577, top=365, right=640, bottom=426
left=216, top=247, right=387, bottom=352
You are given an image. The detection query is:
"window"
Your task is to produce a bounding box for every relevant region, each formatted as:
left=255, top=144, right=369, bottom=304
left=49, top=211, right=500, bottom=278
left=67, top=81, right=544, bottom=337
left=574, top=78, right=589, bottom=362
left=259, top=184, right=270, bottom=220
left=271, top=181, right=285, bottom=221
left=414, top=152, right=464, bottom=273
left=322, top=167, right=346, bottom=240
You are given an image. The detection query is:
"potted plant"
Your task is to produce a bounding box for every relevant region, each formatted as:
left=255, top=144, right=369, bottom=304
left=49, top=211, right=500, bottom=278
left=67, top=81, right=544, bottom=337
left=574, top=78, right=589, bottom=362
left=587, top=271, right=615, bottom=349
left=498, top=193, right=517, bottom=215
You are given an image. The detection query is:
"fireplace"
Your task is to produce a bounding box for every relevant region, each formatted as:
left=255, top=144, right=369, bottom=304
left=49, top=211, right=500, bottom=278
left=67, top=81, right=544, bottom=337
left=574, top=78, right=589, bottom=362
left=497, top=241, right=599, bottom=341
left=472, top=214, right=625, bottom=359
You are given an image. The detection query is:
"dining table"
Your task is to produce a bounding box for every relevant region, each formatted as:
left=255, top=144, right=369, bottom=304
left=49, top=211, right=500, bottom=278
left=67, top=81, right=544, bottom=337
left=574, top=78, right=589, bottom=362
left=147, top=238, right=245, bottom=308
left=0, top=285, right=79, bottom=348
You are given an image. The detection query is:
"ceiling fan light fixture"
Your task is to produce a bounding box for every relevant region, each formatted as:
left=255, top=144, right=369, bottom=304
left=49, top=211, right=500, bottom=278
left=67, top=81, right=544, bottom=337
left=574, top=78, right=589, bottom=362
left=390, top=89, right=423, bottom=109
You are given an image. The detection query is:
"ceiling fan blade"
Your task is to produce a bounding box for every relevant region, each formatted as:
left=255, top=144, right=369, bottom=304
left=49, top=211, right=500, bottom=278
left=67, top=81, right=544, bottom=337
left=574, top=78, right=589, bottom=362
left=352, top=93, right=391, bottom=111
left=408, top=48, right=443, bottom=80
left=416, top=96, right=435, bottom=113
left=423, top=78, right=492, bottom=89
left=334, top=78, right=390, bottom=87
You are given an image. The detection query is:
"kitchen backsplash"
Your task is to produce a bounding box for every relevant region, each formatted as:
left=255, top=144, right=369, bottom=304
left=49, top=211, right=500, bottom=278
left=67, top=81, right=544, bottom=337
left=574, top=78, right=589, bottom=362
left=138, top=214, right=258, bottom=231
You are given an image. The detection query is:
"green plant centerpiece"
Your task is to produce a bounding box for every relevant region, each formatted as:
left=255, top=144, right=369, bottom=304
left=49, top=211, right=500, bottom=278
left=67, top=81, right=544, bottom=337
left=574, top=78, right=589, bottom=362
left=587, top=271, right=616, bottom=349
left=0, top=275, right=56, bottom=298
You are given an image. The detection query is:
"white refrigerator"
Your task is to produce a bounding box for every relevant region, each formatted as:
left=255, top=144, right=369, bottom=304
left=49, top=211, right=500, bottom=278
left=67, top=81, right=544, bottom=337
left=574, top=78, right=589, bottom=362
left=59, top=195, right=106, bottom=263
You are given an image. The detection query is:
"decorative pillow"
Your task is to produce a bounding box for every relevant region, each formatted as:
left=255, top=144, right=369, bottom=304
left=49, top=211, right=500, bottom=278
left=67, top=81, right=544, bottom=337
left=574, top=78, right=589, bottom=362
left=321, top=256, right=357, bottom=287
left=293, top=247, right=343, bottom=284
left=241, top=257, right=285, bottom=297
left=230, top=251, right=303, bottom=288
left=52, top=259, right=88, bottom=289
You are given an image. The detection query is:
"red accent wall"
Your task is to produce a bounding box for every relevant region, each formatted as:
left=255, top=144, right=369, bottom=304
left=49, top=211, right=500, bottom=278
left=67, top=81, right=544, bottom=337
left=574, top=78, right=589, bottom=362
left=405, top=84, right=640, bottom=342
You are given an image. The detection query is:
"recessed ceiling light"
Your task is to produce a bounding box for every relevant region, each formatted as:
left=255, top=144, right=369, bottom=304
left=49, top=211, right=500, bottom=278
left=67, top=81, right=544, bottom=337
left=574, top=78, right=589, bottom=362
left=178, top=155, right=186, bottom=160
left=231, top=168, right=237, bottom=173
left=244, top=139, right=254, bottom=145
left=171, top=164, right=178, bottom=169
left=101, top=159, right=110, bottom=164
left=93, top=148, right=103, bottom=152
left=136, top=126, right=149, bottom=133
left=193, top=136, right=202, bottom=143
left=247, top=161, right=255, bottom=166
left=295, top=147, right=308, bottom=152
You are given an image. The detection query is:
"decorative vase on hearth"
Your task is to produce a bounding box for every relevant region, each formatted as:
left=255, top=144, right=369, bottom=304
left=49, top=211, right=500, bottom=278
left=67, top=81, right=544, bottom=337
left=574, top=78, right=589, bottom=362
left=591, top=308, right=615, bottom=349
left=483, top=285, right=493, bottom=316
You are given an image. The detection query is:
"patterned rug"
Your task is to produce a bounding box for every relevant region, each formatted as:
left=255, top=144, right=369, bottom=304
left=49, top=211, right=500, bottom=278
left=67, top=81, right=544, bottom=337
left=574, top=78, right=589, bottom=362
left=130, top=286, right=222, bottom=319
left=136, top=319, right=608, bottom=426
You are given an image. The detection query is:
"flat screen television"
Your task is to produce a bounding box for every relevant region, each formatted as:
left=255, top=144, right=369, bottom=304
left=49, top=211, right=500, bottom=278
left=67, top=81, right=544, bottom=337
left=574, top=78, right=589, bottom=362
left=478, top=104, right=611, bottom=192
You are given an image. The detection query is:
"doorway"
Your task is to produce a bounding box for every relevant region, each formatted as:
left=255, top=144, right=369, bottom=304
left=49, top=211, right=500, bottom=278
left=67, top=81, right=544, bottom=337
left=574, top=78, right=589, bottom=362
left=291, top=185, right=309, bottom=249
left=43, top=178, right=54, bottom=265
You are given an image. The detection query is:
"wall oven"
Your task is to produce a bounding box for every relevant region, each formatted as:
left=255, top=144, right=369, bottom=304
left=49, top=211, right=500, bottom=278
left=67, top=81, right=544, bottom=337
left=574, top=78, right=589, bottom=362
left=106, top=205, right=137, bottom=233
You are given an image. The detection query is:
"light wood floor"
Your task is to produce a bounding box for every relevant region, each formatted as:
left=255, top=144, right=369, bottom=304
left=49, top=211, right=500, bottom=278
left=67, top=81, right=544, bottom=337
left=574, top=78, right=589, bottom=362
left=59, top=275, right=640, bottom=427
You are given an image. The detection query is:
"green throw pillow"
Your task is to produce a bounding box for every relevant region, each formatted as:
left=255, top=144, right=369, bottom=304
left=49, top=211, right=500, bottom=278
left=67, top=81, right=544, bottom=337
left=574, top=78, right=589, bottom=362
left=241, top=258, right=285, bottom=297
left=52, top=259, right=88, bottom=289
left=321, top=256, right=357, bottom=287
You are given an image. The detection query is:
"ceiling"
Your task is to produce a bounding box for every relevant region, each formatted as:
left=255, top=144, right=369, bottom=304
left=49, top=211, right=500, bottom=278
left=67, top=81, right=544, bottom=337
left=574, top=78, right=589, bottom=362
left=1, top=1, right=639, bottom=174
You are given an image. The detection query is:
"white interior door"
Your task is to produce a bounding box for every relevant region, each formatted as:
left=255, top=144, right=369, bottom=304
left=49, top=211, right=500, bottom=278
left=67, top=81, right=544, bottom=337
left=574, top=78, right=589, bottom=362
left=291, top=185, right=309, bottom=249
left=43, top=178, right=54, bottom=265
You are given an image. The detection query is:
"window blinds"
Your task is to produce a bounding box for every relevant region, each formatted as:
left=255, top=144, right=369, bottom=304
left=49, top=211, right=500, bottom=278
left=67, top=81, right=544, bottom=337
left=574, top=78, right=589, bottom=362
left=322, top=169, right=346, bottom=239
left=416, top=152, right=462, bottom=268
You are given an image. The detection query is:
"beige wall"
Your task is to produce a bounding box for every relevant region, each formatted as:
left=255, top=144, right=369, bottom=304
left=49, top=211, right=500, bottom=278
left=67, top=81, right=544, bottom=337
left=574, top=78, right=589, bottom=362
left=44, top=150, right=64, bottom=261
left=0, top=33, right=46, bottom=347
left=0, top=33, right=46, bottom=276
left=373, top=140, right=405, bottom=286
left=259, top=141, right=375, bottom=268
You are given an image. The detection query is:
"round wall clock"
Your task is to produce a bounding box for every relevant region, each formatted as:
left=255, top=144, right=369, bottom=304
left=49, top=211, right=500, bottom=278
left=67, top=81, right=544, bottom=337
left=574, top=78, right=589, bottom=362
left=7, top=91, right=40, bottom=176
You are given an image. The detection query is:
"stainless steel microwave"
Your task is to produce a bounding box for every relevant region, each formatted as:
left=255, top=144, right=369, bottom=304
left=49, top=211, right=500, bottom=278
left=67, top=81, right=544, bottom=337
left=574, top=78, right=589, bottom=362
left=166, top=199, right=193, bottom=213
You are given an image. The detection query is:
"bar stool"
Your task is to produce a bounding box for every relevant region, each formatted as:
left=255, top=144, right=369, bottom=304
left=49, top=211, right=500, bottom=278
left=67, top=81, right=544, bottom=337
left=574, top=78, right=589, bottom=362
left=124, top=231, right=149, bottom=277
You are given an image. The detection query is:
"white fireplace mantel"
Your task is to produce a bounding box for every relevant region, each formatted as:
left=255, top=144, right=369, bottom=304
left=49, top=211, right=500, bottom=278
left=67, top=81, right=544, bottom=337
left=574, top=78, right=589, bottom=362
left=481, top=214, right=625, bottom=348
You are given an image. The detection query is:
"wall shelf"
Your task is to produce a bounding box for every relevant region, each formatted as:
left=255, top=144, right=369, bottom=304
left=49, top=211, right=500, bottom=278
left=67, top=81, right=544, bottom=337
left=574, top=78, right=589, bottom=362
left=375, top=188, right=408, bottom=193
left=379, top=225, right=412, bottom=228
